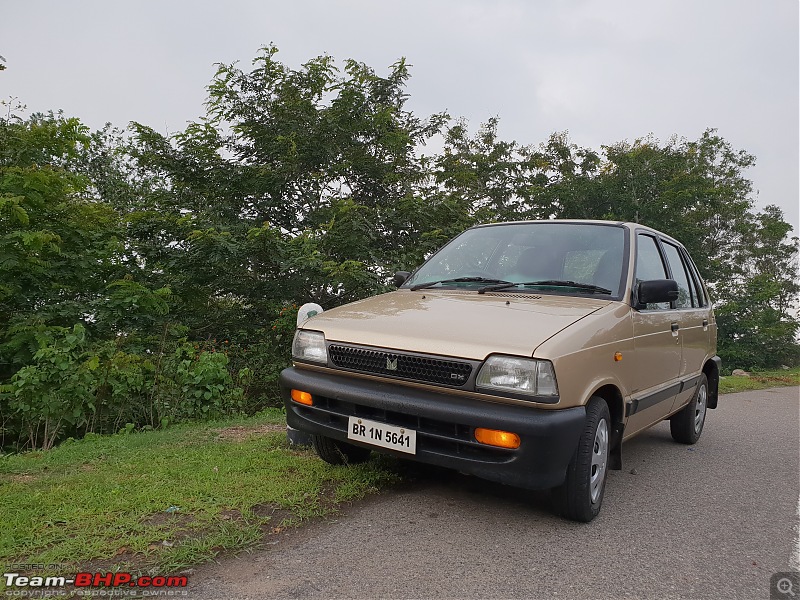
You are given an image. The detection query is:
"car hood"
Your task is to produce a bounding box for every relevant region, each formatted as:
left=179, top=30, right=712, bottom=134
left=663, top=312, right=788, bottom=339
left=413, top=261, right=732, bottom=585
left=302, top=290, right=610, bottom=360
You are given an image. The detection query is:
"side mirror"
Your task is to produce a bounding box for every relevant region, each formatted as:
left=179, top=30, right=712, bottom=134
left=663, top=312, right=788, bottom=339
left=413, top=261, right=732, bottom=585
left=392, top=271, right=411, bottom=287
left=637, top=279, right=679, bottom=305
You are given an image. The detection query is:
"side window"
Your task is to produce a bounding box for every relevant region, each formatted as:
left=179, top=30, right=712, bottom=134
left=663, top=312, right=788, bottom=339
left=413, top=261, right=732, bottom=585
left=635, top=234, right=670, bottom=310
left=684, top=253, right=707, bottom=307
left=662, top=242, right=694, bottom=308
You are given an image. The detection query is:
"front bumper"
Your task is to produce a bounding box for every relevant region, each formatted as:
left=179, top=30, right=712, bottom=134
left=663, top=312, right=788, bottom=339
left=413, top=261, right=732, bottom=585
left=280, top=367, right=586, bottom=490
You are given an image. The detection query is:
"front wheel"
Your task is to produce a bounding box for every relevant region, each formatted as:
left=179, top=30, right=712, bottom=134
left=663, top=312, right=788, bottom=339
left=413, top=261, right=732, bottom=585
left=670, top=374, right=708, bottom=444
left=311, top=434, right=372, bottom=465
left=552, top=397, right=611, bottom=522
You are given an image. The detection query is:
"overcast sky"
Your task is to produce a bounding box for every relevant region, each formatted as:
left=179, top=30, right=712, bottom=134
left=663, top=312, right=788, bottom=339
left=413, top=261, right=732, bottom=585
left=2, top=0, right=798, bottom=229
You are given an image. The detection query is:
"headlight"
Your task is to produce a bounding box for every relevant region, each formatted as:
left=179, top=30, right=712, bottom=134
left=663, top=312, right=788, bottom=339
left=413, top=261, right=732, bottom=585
left=292, top=330, right=328, bottom=364
left=476, top=356, right=559, bottom=398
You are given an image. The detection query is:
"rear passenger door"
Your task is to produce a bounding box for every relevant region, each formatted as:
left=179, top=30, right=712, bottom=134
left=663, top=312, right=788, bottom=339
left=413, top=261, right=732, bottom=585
left=626, top=234, right=682, bottom=438
left=661, top=241, right=710, bottom=413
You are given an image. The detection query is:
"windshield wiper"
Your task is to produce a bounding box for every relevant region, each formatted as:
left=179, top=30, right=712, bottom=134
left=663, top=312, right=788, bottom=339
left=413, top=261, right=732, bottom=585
left=477, top=280, right=613, bottom=295
left=410, top=277, right=513, bottom=291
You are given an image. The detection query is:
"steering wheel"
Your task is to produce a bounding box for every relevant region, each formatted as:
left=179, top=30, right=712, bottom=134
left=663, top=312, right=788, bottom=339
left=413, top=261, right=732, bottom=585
left=461, top=271, right=499, bottom=280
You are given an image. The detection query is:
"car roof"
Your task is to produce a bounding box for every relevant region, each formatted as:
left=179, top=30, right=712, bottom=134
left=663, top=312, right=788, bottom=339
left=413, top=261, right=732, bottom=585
left=472, top=219, right=685, bottom=248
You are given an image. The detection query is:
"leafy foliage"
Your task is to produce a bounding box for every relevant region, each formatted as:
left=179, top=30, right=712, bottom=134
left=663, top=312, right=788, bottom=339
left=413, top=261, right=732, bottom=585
left=0, top=323, right=243, bottom=450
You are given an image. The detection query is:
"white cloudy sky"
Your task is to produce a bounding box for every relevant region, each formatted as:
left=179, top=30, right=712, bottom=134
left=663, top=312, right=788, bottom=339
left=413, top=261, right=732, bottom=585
left=2, top=0, right=798, bottom=229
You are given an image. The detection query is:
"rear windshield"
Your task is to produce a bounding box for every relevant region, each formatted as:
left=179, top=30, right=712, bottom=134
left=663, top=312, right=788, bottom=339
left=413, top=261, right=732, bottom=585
left=404, top=223, right=627, bottom=297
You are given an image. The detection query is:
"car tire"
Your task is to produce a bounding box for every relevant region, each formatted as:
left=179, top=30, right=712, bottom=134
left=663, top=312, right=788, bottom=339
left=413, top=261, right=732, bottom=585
left=670, top=374, right=708, bottom=445
left=311, top=435, right=372, bottom=465
left=553, top=397, right=611, bottom=523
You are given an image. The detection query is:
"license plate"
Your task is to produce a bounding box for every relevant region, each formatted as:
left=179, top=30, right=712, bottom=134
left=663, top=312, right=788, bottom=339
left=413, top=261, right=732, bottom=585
left=347, top=417, right=417, bottom=455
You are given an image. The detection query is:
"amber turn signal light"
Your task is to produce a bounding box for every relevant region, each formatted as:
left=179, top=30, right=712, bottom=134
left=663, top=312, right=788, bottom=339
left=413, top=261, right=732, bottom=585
left=291, top=389, right=313, bottom=406
left=474, top=428, right=521, bottom=449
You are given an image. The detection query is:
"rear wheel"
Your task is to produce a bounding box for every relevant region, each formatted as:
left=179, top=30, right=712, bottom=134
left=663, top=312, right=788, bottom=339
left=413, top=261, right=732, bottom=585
left=553, top=397, right=611, bottom=522
left=670, top=374, right=708, bottom=444
left=311, top=435, right=372, bottom=465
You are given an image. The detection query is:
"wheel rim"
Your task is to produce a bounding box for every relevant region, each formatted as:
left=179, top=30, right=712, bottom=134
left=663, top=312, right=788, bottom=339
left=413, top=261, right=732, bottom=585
left=694, top=384, right=707, bottom=434
left=590, top=418, right=609, bottom=504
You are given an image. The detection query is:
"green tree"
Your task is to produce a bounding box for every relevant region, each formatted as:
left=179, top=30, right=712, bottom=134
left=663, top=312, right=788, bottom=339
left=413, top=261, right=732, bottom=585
left=125, top=46, right=448, bottom=334
left=0, top=113, right=121, bottom=374
left=714, top=206, right=799, bottom=369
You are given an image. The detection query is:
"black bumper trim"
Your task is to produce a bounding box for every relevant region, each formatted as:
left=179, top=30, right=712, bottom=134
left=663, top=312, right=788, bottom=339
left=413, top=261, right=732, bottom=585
left=630, top=382, right=682, bottom=415
left=680, top=375, right=700, bottom=393
left=629, top=372, right=703, bottom=417
left=302, top=400, right=494, bottom=451
left=280, top=367, right=586, bottom=490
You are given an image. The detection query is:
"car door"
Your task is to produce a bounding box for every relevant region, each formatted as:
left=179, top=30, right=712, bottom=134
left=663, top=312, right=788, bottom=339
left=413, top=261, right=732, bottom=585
left=661, top=241, right=710, bottom=413
left=625, top=233, right=682, bottom=438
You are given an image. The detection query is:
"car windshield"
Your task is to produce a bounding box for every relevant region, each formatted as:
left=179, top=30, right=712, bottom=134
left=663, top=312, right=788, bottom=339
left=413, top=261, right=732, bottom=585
left=404, top=222, right=627, bottom=297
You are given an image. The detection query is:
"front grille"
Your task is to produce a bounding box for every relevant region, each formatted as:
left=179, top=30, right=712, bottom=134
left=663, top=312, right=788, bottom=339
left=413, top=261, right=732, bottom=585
left=328, top=344, right=472, bottom=386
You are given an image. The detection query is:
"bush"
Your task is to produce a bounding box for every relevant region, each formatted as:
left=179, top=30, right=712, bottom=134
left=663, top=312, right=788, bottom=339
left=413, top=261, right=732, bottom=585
left=0, top=325, right=247, bottom=450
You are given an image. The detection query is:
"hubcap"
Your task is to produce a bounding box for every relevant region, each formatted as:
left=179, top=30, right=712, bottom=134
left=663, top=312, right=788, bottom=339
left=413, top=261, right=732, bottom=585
left=590, top=418, right=609, bottom=504
left=694, top=384, right=707, bottom=434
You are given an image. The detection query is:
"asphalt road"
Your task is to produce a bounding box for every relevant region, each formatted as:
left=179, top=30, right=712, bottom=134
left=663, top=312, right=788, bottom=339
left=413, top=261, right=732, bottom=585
left=189, top=387, right=799, bottom=600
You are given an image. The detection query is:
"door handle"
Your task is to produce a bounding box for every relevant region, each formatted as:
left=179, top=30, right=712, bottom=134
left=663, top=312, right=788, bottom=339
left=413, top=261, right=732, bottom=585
left=702, top=319, right=708, bottom=327
left=671, top=322, right=679, bottom=332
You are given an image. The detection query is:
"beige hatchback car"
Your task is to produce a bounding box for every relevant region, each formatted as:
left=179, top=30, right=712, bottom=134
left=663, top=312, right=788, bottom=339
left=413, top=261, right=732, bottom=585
left=281, top=220, right=720, bottom=522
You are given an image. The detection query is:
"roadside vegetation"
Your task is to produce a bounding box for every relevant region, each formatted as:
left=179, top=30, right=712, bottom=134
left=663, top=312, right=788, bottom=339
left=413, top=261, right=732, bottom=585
left=718, top=367, right=800, bottom=394
left=0, top=409, right=398, bottom=577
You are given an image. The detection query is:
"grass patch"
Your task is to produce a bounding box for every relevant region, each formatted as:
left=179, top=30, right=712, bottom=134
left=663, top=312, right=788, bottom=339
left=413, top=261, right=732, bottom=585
left=719, top=366, right=800, bottom=394
left=0, top=409, right=398, bottom=577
